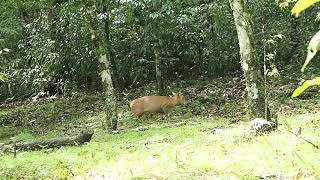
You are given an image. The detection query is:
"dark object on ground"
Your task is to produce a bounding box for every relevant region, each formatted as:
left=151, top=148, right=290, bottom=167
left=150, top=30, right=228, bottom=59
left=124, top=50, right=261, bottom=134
left=257, top=174, right=283, bottom=179
left=0, top=129, right=94, bottom=154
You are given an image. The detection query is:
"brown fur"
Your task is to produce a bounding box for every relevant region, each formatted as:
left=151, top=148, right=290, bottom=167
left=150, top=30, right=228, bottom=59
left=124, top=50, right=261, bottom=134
left=129, top=92, right=186, bottom=118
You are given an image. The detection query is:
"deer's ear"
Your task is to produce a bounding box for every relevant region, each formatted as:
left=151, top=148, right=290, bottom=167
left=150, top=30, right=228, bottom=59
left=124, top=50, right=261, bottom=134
left=172, top=92, right=176, bottom=96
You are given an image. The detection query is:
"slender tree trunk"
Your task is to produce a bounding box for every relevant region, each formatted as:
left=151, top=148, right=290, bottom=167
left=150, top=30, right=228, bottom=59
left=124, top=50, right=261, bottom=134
left=100, top=0, right=120, bottom=90
left=229, top=0, right=269, bottom=120
left=154, top=47, right=164, bottom=95
left=89, top=1, right=118, bottom=130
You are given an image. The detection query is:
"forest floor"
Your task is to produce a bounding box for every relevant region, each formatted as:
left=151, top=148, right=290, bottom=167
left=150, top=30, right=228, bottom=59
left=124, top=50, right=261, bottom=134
left=1, top=75, right=320, bottom=179
left=0, top=113, right=320, bottom=179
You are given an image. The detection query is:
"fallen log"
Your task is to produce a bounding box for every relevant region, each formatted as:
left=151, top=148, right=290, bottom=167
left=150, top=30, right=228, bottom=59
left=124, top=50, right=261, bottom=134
left=0, top=129, right=94, bottom=154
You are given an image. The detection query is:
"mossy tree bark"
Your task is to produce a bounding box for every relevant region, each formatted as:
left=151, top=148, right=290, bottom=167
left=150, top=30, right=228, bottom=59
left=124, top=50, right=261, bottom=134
left=229, top=0, right=269, bottom=120
left=98, top=0, right=119, bottom=90
left=89, top=1, right=118, bottom=130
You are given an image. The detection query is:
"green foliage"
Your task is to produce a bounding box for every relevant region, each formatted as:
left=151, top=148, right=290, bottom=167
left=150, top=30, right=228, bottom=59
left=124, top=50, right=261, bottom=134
left=291, top=1, right=320, bottom=97
left=0, top=126, right=18, bottom=142
left=301, top=31, right=320, bottom=72
left=0, top=72, right=6, bottom=81
left=0, top=0, right=319, bottom=103
left=292, top=77, right=320, bottom=97
left=292, top=0, right=320, bottom=17
left=1, top=0, right=240, bottom=102
left=0, top=1, right=99, bottom=102
left=14, top=132, right=37, bottom=142
left=0, top=94, right=104, bottom=128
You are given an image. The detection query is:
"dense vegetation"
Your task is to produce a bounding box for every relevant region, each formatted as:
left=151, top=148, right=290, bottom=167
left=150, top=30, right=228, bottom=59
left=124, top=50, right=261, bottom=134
left=1, top=0, right=319, bottom=102
left=1, top=0, right=320, bottom=179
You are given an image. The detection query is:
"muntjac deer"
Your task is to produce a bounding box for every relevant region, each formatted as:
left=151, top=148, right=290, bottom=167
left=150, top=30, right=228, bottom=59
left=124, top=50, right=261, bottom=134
left=129, top=92, right=186, bottom=118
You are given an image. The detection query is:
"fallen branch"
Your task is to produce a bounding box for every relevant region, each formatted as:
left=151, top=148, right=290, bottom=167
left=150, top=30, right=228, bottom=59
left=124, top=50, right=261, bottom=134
left=283, top=119, right=319, bottom=150
left=1, top=129, right=94, bottom=154
left=287, top=128, right=319, bottom=149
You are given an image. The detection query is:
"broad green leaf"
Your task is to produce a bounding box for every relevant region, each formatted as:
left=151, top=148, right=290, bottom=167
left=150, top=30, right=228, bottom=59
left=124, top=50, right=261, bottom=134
left=0, top=72, right=6, bottom=82
left=292, top=77, right=320, bottom=98
left=301, top=30, right=320, bottom=72
left=292, top=0, right=320, bottom=17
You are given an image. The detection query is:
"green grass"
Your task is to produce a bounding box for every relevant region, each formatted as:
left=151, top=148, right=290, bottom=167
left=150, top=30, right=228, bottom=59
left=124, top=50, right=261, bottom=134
left=1, top=75, right=320, bottom=179
left=1, top=113, right=320, bottom=179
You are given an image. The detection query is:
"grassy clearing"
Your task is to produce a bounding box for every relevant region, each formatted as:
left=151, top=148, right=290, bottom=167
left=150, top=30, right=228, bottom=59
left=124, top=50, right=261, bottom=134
left=1, top=112, right=320, bottom=179
left=1, top=76, right=320, bottom=179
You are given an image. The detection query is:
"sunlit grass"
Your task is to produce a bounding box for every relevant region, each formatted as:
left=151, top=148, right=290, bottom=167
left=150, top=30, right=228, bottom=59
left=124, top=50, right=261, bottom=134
left=1, top=113, right=320, bottom=179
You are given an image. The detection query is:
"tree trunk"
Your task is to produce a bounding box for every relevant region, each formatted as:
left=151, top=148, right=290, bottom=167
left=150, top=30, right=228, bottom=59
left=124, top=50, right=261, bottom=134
left=101, top=0, right=120, bottom=90
left=229, top=0, right=269, bottom=120
left=154, top=47, right=164, bottom=95
left=89, top=1, right=118, bottom=130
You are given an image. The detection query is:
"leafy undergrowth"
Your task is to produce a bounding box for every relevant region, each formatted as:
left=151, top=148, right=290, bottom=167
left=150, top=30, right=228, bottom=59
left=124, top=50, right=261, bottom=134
left=1, top=71, right=320, bottom=132
left=1, top=113, right=320, bottom=179
left=0, top=93, right=105, bottom=127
